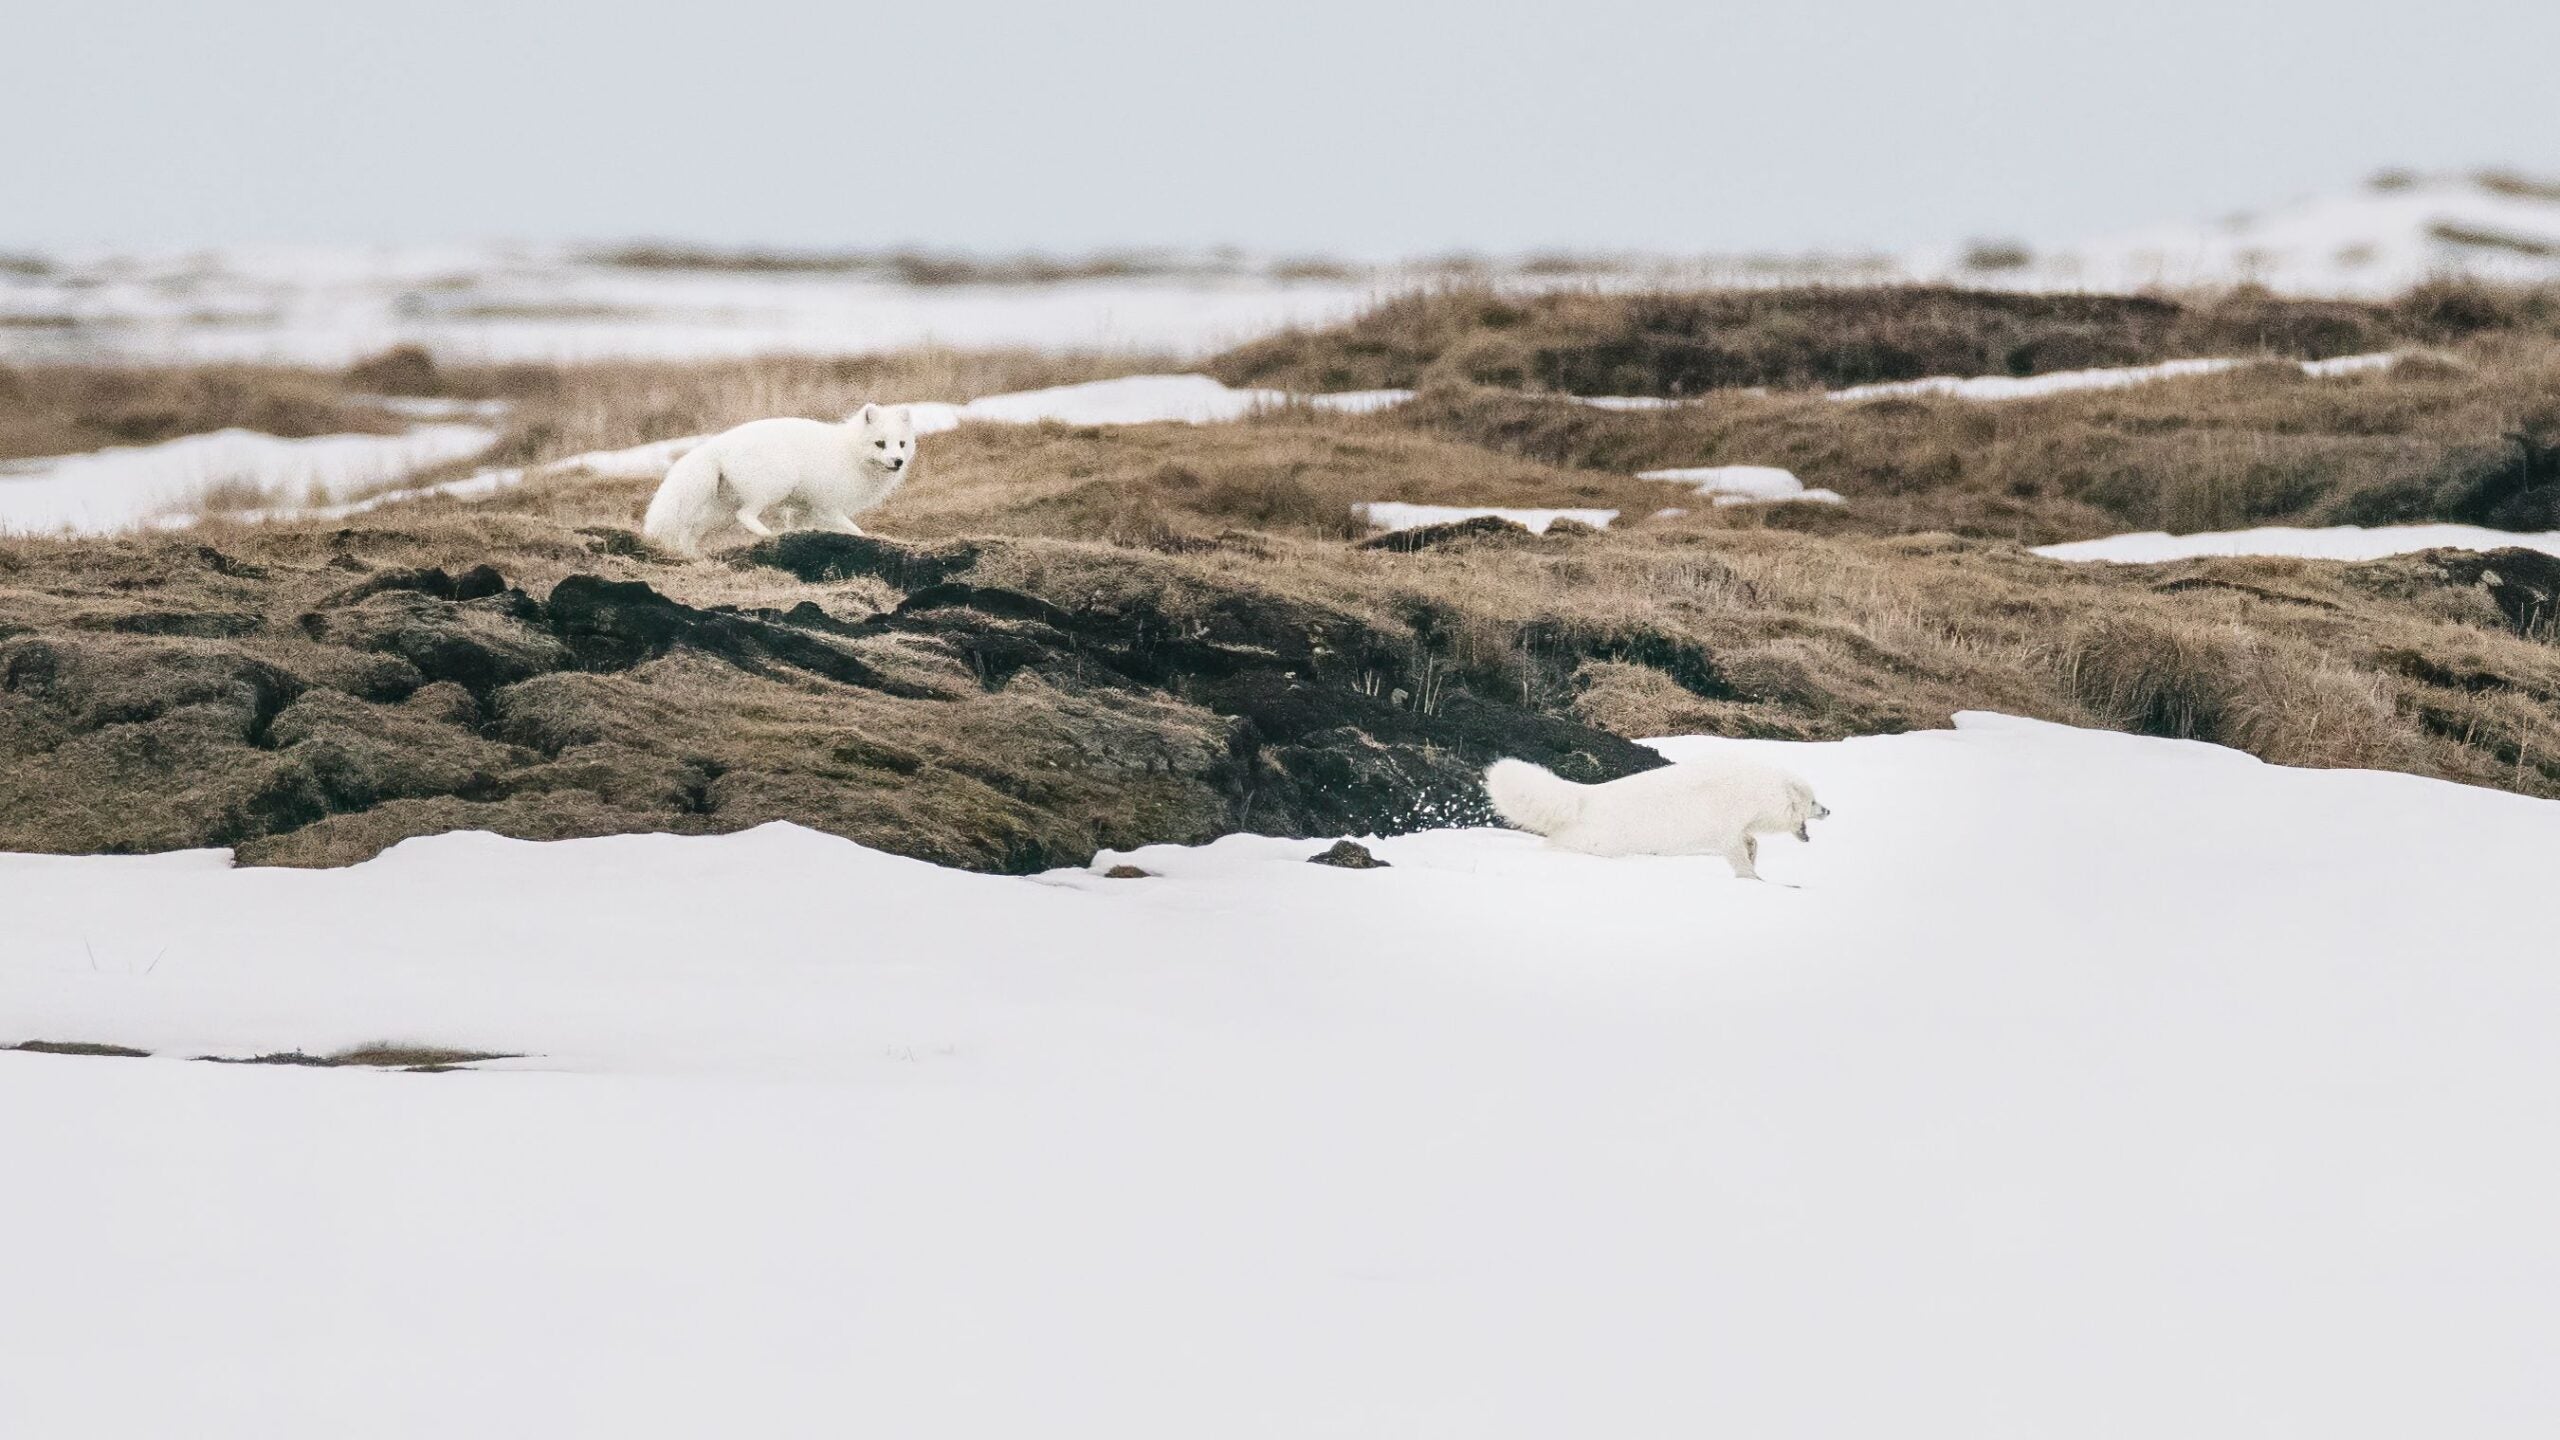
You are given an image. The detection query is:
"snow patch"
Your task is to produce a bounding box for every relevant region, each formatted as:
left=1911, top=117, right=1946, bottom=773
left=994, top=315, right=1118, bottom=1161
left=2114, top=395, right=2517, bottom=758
left=0, top=423, right=500, bottom=536
left=1637, top=464, right=1845, bottom=507
left=365, top=395, right=514, bottom=422
left=948, top=374, right=1410, bottom=427
left=189, top=432, right=717, bottom=527
left=2036, top=523, right=2560, bottom=564
left=1356, top=502, right=1618, bottom=534
left=543, top=434, right=705, bottom=480
left=1827, top=352, right=2399, bottom=403
left=1575, top=395, right=1686, bottom=411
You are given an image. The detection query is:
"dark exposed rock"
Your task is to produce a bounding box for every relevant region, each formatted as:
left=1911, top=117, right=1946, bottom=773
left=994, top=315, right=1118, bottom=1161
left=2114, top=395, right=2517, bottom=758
left=452, top=564, right=510, bottom=602
left=1101, top=864, right=1153, bottom=879
left=105, top=610, right=263, bottom=638
left=2351, top=546, right=2560, bottom=637
left=541, top=576, right=701, bottom=668
left=544, top=574, right=938, bottom=697
left=1357, top=515, right=1539, bottom=552
left=2377, top=648, right=2560, bottom=712
left=1307, top=839, right=1387, bottom=869
left=1470, top=613, right=1736, bottom=706
left=2440, top=548, right=2560, bottom=636
left=577, top=526, right=667, bottom=560
left=840, top=577, right=1665, bottom=838
left=320, top=566, right=476, bottom=607
left=738, top=532, right=982, bottom=589
left=759, top=600, right=870, bottom=636
left=2460, top=431, right=2560, bottom=530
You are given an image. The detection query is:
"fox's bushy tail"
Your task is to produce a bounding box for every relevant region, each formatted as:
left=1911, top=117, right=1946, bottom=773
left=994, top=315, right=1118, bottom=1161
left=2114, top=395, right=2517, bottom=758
left=1484, top=758, right=1586, bottom=837
left=641, top=446, right=721, bottom=555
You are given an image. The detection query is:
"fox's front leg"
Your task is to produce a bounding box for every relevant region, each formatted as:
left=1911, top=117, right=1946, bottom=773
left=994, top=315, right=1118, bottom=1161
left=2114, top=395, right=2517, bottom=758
left=733, top=504, right=777, bottom=537
left=1724, top=833, right=1762, bottom=881
left=810, top=508, right=867, bottom=536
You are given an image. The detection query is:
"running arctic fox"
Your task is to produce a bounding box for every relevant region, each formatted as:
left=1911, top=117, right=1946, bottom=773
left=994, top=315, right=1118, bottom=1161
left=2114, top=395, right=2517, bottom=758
left=1484, top=755, right=1830, bottom=879
left=642, top=404, right=919, bottom=557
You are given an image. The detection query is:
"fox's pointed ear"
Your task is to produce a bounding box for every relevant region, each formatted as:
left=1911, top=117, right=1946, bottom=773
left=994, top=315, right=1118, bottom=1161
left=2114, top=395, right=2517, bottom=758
left=855, top=403, right=879, bottom=425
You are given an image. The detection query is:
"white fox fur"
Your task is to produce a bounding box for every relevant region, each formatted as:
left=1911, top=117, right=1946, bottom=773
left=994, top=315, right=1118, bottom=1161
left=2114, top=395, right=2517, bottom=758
left=642, top=404, right=919, bottom=557
left=1484, top=755, right=1829, bottom=879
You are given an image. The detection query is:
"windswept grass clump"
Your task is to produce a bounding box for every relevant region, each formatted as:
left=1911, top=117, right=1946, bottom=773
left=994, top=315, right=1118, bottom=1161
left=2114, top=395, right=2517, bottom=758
left=8, top=1040, right=152, bottom=1059
left=2060, top=615, right=2402, bottom=769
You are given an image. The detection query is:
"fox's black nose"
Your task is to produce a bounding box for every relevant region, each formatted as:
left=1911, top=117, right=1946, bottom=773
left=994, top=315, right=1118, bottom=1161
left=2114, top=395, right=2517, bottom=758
left=884, top=458, right=905, bottom=470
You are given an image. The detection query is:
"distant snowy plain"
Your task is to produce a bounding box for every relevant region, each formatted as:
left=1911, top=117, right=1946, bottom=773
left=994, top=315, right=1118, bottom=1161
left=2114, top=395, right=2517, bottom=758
left=9, top=172, right=2557, bottom=371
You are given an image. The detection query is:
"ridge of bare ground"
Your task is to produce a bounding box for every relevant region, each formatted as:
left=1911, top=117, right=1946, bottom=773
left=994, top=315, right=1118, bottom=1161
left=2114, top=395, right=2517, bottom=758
left=4, top=407, right=2557, bottom=871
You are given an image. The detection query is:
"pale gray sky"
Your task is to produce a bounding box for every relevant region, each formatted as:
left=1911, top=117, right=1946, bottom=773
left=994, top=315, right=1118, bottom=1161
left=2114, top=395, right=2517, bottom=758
left=7, top=0, right=2555, bottom=255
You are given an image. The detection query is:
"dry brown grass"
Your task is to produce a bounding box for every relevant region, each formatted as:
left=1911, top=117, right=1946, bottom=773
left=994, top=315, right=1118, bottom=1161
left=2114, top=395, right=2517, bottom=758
left=1206, top=281, right=2560, bottom=539
left=1376, top=341, right=2560, bottom=541
left=885, top=416, right=1682, bottom=547
left=1207, top=281, right=2560, bottom=397
left=2059, top=615, right=2403, bottom=767
left=0, top=363, right=404, bottom=461
left=465, top=349, right=1166, bottom=469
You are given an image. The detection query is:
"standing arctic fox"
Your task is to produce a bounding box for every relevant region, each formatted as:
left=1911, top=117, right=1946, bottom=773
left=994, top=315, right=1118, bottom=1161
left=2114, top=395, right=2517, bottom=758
left=1484, top=755, right=1829, bottom=879
left=642, top=404, right=919, bottom=557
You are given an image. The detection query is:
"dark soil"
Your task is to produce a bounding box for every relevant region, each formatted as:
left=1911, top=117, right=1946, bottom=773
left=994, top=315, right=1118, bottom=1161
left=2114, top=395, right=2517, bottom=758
left=1307, top=839, right=1389, bottom=869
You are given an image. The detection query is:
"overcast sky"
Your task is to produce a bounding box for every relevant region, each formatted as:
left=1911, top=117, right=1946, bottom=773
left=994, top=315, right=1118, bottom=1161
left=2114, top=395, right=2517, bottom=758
left=8, top=0, right=2556, bottom=255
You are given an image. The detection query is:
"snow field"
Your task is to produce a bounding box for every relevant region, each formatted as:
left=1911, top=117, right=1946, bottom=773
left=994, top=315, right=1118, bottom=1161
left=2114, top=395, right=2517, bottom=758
left=4, top=714, right=2556, bottom=1436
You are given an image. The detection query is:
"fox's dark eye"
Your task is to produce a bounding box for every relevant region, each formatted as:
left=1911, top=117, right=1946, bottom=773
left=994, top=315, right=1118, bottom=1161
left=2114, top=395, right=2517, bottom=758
left=875, top=440, right=888, bottom=448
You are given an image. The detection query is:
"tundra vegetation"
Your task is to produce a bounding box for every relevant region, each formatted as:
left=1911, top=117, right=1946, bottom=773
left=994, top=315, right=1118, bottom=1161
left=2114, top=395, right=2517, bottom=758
left=3, top=284, right=2557, bottom=870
